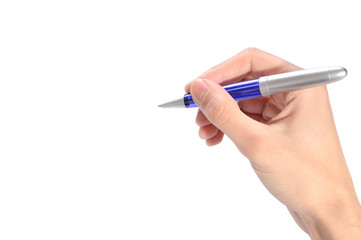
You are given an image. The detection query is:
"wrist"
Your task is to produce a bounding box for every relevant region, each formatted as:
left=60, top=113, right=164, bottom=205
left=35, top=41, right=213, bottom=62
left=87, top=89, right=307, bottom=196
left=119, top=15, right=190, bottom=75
left=301, top=193, right=361, bottom=240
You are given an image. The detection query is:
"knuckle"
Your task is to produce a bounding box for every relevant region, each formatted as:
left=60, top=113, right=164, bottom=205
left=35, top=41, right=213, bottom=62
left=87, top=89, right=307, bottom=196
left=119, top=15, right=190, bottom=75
left=209, top=103, right=225, bottom=121
left=242, top=47, right=261, bottom=57
left=205, top=99, right=229, bottom=126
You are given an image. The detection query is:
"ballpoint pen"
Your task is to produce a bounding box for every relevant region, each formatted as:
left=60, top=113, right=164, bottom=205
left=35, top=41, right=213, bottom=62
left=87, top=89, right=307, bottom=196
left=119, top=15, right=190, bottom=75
left=158, top=66, right=347, bottom=108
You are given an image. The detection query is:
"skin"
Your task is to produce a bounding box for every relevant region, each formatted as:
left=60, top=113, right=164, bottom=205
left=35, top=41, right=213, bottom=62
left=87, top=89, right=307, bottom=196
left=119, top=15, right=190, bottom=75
left=184, top=48, right=361, bottom=239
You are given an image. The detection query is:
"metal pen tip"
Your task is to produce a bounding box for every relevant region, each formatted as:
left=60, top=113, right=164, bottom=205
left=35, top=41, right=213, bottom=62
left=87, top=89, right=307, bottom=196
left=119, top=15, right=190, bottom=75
left=158, top=98, right=186, bottom=108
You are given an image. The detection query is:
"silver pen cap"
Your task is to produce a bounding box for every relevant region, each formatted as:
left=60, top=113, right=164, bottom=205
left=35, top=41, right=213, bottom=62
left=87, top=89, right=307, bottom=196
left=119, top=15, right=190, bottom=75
left=259, top=66, right=347, bottom=96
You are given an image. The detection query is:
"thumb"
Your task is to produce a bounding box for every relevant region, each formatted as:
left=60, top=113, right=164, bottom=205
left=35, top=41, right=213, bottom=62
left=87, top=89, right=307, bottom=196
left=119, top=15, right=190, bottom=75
left=190, top=79, right=262, bottom=148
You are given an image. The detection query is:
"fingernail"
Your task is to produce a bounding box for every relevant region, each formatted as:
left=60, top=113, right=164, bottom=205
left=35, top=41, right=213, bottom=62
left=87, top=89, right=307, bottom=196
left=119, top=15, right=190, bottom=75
left=184, top=79, right=198, bottom=93
left=191, top=79, right=208, bottom=104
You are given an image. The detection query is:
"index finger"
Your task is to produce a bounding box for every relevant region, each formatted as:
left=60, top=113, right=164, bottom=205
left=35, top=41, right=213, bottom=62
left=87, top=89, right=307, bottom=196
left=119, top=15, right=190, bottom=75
left=185, top=48, right=301, bottom=93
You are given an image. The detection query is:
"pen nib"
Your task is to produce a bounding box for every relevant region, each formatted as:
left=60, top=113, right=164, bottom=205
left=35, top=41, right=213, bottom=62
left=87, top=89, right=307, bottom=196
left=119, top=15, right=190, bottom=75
left=158, top=98, right=186, bottom=108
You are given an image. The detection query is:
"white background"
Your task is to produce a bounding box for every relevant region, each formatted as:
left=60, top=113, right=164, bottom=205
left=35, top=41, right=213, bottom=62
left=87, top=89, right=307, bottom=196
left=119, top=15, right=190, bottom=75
left=0, top=0, right=360, bottom=239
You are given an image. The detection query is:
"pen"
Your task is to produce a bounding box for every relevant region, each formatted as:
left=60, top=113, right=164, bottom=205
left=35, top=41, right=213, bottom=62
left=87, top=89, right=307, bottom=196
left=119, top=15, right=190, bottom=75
left=158, top=66, right=347, bottom=108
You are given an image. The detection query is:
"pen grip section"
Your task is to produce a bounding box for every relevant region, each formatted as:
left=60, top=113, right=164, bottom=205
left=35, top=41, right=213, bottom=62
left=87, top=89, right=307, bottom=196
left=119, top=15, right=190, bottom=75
left=224, top=79, right=262, bottom=102
left=183, top=79, right=262, bottom=108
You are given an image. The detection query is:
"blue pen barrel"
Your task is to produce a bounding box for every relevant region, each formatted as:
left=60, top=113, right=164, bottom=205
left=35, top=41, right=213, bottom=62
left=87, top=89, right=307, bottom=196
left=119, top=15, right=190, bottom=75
left=224, top=79, right=262, bottom=102
left=184, top=94, right=197, bottom=108
left=184, top=79, right=262, bottom=108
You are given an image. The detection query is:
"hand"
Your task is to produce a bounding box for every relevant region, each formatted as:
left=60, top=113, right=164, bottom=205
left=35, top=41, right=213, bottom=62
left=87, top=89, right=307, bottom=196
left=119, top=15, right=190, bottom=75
left=185, top=48, right=361, bottom=239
